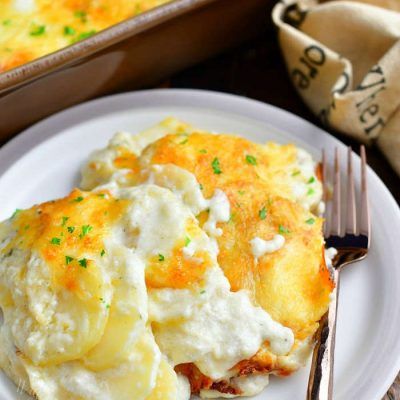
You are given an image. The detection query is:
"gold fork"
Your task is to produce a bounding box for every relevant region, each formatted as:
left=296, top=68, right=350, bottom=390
left=307, top=146, right=371, bottom=400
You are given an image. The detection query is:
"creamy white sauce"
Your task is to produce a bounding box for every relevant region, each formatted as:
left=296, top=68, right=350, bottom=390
left=202, top=189, right=230, bottom=238
left=250, top=235, right=285, bottom=261
left=325, top=247, right=338, bottom=269
left=149, top=267, right=294, bottom=380
left=290, top=148, right=323, bottom=213
left=177, top=374, right=191, bottom=400
left=13, top=0, right=35, bottom=12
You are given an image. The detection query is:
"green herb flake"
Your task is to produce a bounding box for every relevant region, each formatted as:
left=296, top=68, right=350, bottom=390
left=78, top=258, right=88, bottom=268
left=50, top=237, right=61, bottom=245
left=199, top=149, right=207, bottom=154
left=74, top=30, right=97, bottom=42
left=308, top=176, right=316, bottom=184
left=30, top=25, right=46, bottom=36
left=74, top=10, right=87, bottom=22
left=65, top=255, right=74, bottom=265
left=180, top=138, right=188, bottom=145
left=72, top=196, right=84, bottom=203
left=245, top=154, right=257, bottom=165
left=79, top=225, right=93, bottom=238
left=306, top=218, right=315, bottom=225
left=238, top=190, right=245, bottom=195
left=307, top=188, right=315, bottom=196
left=258, top=206, right=267, bottom=220
left=24, top=225, right=30, bottom=231
left=100, top=249, right=105, bottom=257
left=184, top=236, right=191, bottom=247
left=61, top=216, right=69, bottom=227
left=278, top=225, right=290, bottom=234
left=2, top=19, right=12, bottom=26
left=11, top=209, right=22, bottom=219
left=291, top=170, right=301, bottom=177
left=158, top=254, right=165, bottom=262
left=64, top=25, right=76, bottom=35
left=106, top=304, right=110, bottom=309
left=67, top=226, right=75, bottom=233
left=200, top=290, right=206, bottom=294
left=199, top=184, right=204, bottom=191
left=211, top=157, right=222, bottom=175
left=97, top=193, right=106, bottom=198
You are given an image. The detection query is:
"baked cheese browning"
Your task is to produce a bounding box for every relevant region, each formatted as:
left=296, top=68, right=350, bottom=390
left=0, top=0, right=172, bottom=72
left=219, top=182, right=332, bottom=340
left=139, top=131, right=322, bottom=211
left=146, top=246, right=213, bottom=290
left=7, top=189, right=128, bottom=294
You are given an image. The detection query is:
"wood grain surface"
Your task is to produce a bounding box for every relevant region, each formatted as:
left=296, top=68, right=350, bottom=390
left=169, top=28, right=400, bottom=399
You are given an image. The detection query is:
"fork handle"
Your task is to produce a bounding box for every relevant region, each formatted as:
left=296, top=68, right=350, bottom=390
left=307, top=268, right=340, bottom=400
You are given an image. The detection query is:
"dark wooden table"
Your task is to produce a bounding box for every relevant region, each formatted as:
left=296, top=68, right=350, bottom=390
left=169, top=29, right=400, bottom=399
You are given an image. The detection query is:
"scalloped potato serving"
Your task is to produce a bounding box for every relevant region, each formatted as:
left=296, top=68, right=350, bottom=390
left=0, top=118, right=334, bottom=399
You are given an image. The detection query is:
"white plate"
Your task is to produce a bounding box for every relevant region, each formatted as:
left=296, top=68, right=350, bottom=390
left=0, top=89, right=399, bottom=400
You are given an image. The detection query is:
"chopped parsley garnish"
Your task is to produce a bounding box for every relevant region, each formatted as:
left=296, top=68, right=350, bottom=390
left=24, top=225, right=30, bottom=231
left=184, top=236, right=191, bottom=247
left=50, top=237, right=61, bottom=245
left=199, top=184, right=204, bottom=191
left=97, top=193, right=106, bottom=198
left=245, top=155, right=257, bottom=165
left=100, top=249, right=105, bottom=257
left=180, top=138, right=188, bottom=145
left=308, top=176, right=316, bottom=184
left=2, top=19, right=11, bottom=26
left=158, top=254, right=165, bottom=262
left=67, top=226, right=75, bottom=233
left=61, top=216, right=69, bottom=227
left=306, top=218, right=315, bottom=225
left=74, top=30, right=97, bottom=42
left=64, top=26, right=76, bottom=35
left=278, top=225, right=290, bottom=234
left=30, top=25, right=46, bottom=36
left=74, top=10, right=87, bottom=22
left=199, top=149, right=207, bottom=154
left=79, top=225, right=93, bottom=238
left=65, top=255, right=74, bottom=265
left=106, top=304, right=110, bottom=309
left=291, top=170, right=301, bottom=176
left=211, top=157, right=222, bottom=175
left=307, top=188, right=315, bottom=196
left=238, top=190, right=245, bottom=195
left=258, top=206, right=267, bottom=220
left=78, top=258, right=88, bottom=268
left=11, top=209, right=22, bottom=219
left=72, top=196, right=84, bottom=203
left=200, top=290, right=206, bottom=294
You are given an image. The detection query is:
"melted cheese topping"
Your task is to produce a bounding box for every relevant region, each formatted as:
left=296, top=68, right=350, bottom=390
left=0, top=0, right=172, bottom=72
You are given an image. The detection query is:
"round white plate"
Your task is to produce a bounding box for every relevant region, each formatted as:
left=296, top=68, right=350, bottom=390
left=0, top=89, right=399, bottom=400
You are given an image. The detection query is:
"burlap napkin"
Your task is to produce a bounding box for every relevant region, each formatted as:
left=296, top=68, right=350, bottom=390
left=272, top=0, right=400, bottom=175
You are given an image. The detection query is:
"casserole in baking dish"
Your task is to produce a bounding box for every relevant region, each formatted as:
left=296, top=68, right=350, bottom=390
left=0, top=0, right=172, bottom=72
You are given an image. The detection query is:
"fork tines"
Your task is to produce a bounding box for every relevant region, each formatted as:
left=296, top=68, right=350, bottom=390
left=323, top=145, right=370, bottom=250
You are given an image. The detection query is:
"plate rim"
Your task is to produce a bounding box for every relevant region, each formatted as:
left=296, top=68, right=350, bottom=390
left=0, top=88, right=399, bottom=400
